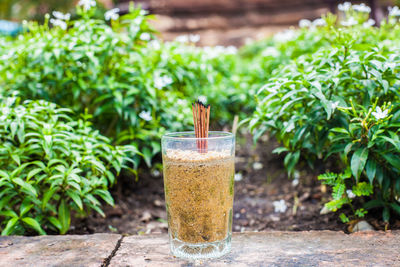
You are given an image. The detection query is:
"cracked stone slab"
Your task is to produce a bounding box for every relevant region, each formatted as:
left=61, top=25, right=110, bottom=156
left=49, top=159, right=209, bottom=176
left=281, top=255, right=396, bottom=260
left=0, top=233, right=121, bottom=267
left=110, top=231, right=400, bottom=266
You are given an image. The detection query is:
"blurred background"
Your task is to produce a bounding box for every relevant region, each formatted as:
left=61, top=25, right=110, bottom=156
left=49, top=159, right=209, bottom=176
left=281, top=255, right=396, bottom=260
left=0, top=0, right=398, bottom=45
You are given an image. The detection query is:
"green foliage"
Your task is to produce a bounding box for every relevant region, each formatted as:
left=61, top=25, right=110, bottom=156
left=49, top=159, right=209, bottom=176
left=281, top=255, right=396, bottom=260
left=0, top=96, right=134, bottom=235
left=250, top=3, right=400, bottom=222
left=0, top=3, right=241, bottom=167
left=0, top=0, right=74, bottom=20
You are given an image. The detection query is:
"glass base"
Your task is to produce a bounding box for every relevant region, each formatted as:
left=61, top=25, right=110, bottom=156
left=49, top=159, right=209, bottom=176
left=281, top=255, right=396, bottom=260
left=170, top=234, right=231, bottom=260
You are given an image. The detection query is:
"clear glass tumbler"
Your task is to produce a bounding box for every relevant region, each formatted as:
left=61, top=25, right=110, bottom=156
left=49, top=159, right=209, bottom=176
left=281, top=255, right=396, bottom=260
left=162, top=131, right=235, bottom=259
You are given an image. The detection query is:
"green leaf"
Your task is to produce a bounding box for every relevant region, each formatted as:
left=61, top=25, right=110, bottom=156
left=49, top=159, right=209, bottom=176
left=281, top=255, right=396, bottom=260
left=389, top=203, right=400, bottom=215
left=11, top=154, right=20, bottom=166
left=382, top=206, right=390, bottom=222
left=27, top=168, right=43, bottom=181
left=13, top=178, right=37, bottom=197
left=352, top=182, right=373, bottom=197
left=90, top=204, right=105, bottom=217
left=85, top=194, right=101, bottom=206
left=48, top=216, right=62, bottom=231
left=142, top=147, right=152, bottom=167
left=0, top=170, right=10, bottom=179
left=382, top=154, right=400, bottom=171
left=1, top=217, right=19, bottom=236
left=66, top=191, right=83, bottom=210
left=331, top=128, right=349, bottom=134
left=94, top=189, right=114, bottom=206
left=332, top=183, right=345, bottom=200
left=20, top=201, right=34, bottom=217
left=58, top=199, right=71, bottom=234
left=351, top=148, right=368, bottom=182
left=364, top=199, right=384, bottom=210
left=0, top=210, right=18, bottom=218
left=272, top=147, right=289, bottom=155
left=105, top=170, right=116, bottom=185
left=339, top=213, right=349, bottom=223
left=90, top=160, right=106, bottom=173
left=317, top=172, right=337, bottom=186
left=365, top=159, right=376, bottom=184
left=10, top=122, right=18, bottom=139
left=355, top=208, right=367, bottom=218
left=21, top=217, right=46, bottom=235
left=284, top=151, right=300, bottom=176
left=375, top=165, right=384, bottom=186
left=344, top=143, right=353, bottom=156
left=42, top=187, right=58, bottom=210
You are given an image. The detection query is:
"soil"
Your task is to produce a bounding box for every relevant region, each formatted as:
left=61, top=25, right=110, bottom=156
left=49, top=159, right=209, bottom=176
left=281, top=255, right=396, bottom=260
left=70, top=132, right=399, bottom=235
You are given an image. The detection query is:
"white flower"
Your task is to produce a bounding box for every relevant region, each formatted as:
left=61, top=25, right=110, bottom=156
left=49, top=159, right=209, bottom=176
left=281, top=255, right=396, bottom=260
left=202, top=45, right=236, bottom=58
left=52, top=11, right=70, bottom=20
left=226, top=45, right=238, bottom=54
left=78, top=0, right=96, bottom=11
left=253, top=162, right=263, bottom=170
left=363, top=19, right=375, bottom=27
left=312, top=18, right=326, bottom=27
left=198, top=95, right=207, bottom=103
left=331, top=101, right=340, bottom=111
left=372, top=106, right=389, bottom=120
left=341, top=17, right=358, bottom=27
left=292, top=170, right=300, bottom=186
left=346, top=189, right=356, bottom=199
left=299, top=19, right=312, bottom=28
left=273, top=200, right=287, bottom=213
left=140, top=32, right=151, bottom=41
left=274, top=29, right=297, bottom=43
left=149, top=40, right=161, bottom=50
left=353, top=3, right=371, bottom=13
left=189, top=34, right=200, bottom=43
left=133, top=17, right=142, bottom=25
left=262, top=47, right=279, bottom=57
left=175, top=35, right=189, bottom=43
left=388, top=6, right=400, bottom=17
left=177, top=99, right=187, bottom=106
left=50, top=18, right=67, bottom=30
left=151, top=170, right=160, bottom=177
left=154, top=75, right=173, bottom=89
left=139, top=110, right=152, bottom=121
left=105, top=8, right=119, bottom=21
left=338, top=2, right=351, bottom=12
left=234, top=173, right=243, bottom=182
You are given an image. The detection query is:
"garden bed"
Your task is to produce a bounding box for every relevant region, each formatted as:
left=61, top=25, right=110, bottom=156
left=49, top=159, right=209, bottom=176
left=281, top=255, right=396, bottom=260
left=71, top=133, right=398, bottom=235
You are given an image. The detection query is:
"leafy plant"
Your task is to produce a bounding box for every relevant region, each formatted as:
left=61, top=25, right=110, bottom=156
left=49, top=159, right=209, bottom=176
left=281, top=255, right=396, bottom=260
left=0, top=2, right=242, bottom=167
left=320, top=101, right=400, bottom=222
left=249, top=3, right=400, bottom=222
left=0, top=96, right=135, bottom=235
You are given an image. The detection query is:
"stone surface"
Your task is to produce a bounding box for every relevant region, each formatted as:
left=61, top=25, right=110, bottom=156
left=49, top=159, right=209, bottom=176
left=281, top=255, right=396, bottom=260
left=1, top=231, right=399, bottom=266
left=110, top=231, right=400, bottom=266
left=351, top=220, right=375, bottom=233
left=0, top=233, right=121, bottom=267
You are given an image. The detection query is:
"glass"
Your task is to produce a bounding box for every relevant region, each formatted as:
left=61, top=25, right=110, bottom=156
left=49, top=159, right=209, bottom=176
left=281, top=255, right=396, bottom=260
left=162, top=131, right=235, bottom=259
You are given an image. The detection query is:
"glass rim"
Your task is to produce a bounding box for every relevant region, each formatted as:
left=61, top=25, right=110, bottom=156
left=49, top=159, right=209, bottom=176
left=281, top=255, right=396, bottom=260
left=162, top=131, right=234, bottom=141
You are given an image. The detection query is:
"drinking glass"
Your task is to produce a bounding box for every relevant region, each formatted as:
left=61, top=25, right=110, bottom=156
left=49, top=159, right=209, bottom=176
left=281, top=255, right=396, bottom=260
left=162, top=131, right=235, bottom=259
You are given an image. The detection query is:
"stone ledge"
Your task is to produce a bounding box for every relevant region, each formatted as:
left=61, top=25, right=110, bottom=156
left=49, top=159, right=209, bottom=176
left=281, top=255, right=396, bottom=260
left=0, top=233, right=121, bottom=267
left=0, top=231, right=399, bottom=267
left=111, top=231, right=400, bottom=266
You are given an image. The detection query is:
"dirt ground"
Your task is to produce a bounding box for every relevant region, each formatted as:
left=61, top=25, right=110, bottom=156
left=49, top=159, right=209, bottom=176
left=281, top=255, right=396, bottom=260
left=70, top=133, right=399, bottom=235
